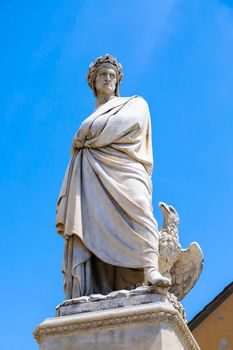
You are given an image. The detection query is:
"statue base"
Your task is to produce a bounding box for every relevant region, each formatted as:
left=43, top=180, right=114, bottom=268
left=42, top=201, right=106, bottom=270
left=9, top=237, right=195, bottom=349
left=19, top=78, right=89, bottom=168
left=33, top=286, right=200, bottom=350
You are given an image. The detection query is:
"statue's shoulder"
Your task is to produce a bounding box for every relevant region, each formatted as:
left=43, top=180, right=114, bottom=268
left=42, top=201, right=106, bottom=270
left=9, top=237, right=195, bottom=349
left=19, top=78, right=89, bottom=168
left=121, top=95, right=149, bottom=107
left=126, top=96, right=150, bottom=113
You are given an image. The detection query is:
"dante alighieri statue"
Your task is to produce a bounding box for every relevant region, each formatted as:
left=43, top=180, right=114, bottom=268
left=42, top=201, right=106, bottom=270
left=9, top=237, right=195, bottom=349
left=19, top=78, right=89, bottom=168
left=56, top=54, right=171, bottom=299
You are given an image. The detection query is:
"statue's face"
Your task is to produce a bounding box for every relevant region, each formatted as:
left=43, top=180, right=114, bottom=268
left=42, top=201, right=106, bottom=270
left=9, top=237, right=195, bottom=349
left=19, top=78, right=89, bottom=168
left=95, top=65, right=117, bottom=97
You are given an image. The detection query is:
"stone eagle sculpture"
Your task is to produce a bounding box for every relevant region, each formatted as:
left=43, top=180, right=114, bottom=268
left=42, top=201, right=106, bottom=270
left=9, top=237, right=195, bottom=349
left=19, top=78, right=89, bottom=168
left=158, top=202, right=203, bottom=301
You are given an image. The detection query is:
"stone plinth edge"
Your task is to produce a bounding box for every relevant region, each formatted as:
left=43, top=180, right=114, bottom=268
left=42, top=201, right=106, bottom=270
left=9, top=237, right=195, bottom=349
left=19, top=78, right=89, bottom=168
left=55, top=285, right=186, bottom=321
left=33, top=301, right=199, bottom=349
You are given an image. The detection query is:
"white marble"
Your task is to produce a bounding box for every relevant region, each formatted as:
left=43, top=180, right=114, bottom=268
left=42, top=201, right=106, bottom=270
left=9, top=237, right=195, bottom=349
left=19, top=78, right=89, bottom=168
left=56, top=54, right=170, bottom=299
left=34, top=293, right=200, bottom=350
left=158, top=202, right=203, bottom=300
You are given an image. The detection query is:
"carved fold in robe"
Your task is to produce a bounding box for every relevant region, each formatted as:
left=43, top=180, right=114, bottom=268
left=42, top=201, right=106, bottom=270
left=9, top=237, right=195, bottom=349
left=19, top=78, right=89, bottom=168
left=56, top=96, right=159, bottom=298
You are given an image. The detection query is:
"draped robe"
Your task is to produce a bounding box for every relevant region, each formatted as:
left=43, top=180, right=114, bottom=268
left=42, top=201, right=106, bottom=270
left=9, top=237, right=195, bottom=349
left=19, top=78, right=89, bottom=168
left=56, top=96, right=159, bottom=298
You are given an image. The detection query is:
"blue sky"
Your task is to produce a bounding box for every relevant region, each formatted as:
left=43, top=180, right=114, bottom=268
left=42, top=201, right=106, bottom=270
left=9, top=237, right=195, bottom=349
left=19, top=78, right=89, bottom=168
left=1, top=1, right=233, bottom=349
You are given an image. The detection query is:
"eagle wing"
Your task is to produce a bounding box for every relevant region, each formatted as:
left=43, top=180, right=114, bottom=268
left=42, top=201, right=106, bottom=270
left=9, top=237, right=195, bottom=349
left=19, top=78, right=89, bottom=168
left=169, top=242, right=204, bottom=301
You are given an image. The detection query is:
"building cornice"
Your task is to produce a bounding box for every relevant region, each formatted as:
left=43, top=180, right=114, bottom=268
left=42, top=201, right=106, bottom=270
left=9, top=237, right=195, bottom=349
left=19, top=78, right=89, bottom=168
left=188, top=281, right=233, bottom=331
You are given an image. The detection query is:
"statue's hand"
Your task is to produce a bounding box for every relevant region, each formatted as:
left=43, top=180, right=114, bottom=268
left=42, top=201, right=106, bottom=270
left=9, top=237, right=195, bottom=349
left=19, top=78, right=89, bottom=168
left=70, top=136, right=83, bottom=156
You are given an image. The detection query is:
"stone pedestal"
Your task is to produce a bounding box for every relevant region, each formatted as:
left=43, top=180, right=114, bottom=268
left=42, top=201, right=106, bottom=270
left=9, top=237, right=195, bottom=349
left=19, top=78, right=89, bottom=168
left=33, top=287, right=200, bottom=350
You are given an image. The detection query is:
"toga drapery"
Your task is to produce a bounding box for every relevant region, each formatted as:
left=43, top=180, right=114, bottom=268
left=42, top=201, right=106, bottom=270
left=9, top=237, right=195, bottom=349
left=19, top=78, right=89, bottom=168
left=56, top=96, right=160, bottom=298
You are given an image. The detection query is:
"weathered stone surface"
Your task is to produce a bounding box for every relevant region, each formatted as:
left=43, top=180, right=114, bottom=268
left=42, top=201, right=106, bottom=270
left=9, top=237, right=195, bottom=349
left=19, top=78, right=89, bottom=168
left=34, top=295, right=200, bottom=350
left=56, top=286, right=171, bottom=317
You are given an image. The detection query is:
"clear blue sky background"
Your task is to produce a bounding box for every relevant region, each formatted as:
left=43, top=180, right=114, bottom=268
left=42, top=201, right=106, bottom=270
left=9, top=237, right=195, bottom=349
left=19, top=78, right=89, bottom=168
left=1, top=1, right=233, bottom=349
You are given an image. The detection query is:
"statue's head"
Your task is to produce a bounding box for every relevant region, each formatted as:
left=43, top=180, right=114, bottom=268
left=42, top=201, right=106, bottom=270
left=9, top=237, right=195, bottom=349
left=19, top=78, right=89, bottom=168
left=87, top=54, right=123, bottom=97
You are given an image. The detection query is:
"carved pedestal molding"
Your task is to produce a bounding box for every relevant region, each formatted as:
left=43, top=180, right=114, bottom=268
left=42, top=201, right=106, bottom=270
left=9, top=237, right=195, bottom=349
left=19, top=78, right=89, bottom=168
left=33, top=291, right=200, bottom=350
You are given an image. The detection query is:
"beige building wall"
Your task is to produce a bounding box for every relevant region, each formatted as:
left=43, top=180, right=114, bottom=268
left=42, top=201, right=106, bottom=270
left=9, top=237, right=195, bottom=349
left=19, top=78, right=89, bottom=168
left=191, top=293, right=233, bottom=350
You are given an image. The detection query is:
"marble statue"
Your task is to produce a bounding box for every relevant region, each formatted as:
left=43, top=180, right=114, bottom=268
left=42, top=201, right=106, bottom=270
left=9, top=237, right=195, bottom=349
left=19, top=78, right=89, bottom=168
left=56, top=54, right=171, bottom=299
left=34, top=54, right=203, bottom=350
left=57, top=54, right=207, bottom=300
